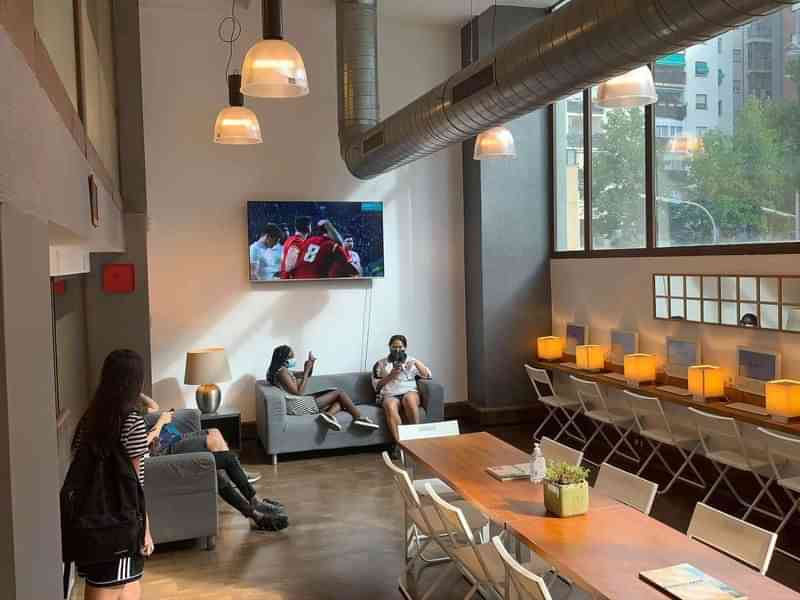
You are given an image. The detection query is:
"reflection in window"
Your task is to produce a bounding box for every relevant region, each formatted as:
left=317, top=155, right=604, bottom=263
left=554, top=92, right=585, bottom=251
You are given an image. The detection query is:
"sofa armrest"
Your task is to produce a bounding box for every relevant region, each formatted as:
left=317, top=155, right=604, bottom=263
left=418, top=379, right=445, bottom=422
left=144, top=451, right=217, bottom=495
left=255, top=382, right=287, bottom=454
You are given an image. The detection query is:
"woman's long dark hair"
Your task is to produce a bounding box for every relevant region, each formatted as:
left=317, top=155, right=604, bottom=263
left=73, top=349, right=145, bottom=449
left=267, top=345, right=292, bottom=385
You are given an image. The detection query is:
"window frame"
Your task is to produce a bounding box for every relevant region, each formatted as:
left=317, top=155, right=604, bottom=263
left=550, top=64, right=800, bottom=259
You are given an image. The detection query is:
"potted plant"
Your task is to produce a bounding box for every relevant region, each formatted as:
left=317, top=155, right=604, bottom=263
left=543, top=461, right=590, bottom=518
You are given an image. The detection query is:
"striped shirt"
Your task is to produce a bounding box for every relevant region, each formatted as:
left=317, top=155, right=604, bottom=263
left=73, top=412, right=149, bottom=486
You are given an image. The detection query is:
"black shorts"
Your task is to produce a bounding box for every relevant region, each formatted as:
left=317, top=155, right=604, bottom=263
left=77, top=555, right=144, bottom=588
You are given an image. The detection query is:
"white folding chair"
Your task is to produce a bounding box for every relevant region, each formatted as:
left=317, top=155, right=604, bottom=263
left=540, top=436, right=584, bottom=467
left=688, top=502, right=777, bottom=575
left=381, top=452, right=488, bottom=596
left=524, top=366, right=584, bottom=445
left=398, top=420, right=461, bottom=500
left=688, top=408, right=783, bottom=522
left=492, top=536, right=554, bottom=600
left=756, top=428, right=800, bottom=538
left=624, top=390, right=706, bottom=494
left=594, top=462, right=658, bottom=515
left=570, top=376, right=639, bottom=466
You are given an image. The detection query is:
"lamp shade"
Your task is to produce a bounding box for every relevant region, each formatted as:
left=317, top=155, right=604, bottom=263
left=241, top=39, right=309, bottom=98
left=213, top=106, right=263, bottom=145
left=185, top=348, right=232, bottom=385
left=766, top=379, right=800, bottom=423
left=474, top=126, right=517, bottom=160
left=596, top=66, right=658, bottom=109
left=576, top=345, right=604, bottom=371
left=688, top=365, right=725, bottom=401
left=624, top=353, right=656, bottom=386
left=537, top=336, right=564, bottom=361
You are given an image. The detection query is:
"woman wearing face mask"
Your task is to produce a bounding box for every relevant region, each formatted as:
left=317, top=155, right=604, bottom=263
left=266, top=345, right=378, bottom=431
left=372, top=335, right=432, bottom=446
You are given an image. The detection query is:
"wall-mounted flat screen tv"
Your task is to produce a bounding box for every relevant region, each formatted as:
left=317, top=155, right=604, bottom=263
left=248, top=201, right=385, bottom=281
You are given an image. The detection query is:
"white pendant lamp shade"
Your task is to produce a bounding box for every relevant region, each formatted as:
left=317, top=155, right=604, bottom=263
left=596, top=66, right=658, bottom=109
left=474, top=126, right=517, bottom=160
left=214, top=106, right=263, bottom=145
left=241, top=39, right=308, bottom=98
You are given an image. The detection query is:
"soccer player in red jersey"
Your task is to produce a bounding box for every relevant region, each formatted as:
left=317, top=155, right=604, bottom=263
left=280, top=216, right=311, bottom=279
left=293, top=221, right=358, bottom=279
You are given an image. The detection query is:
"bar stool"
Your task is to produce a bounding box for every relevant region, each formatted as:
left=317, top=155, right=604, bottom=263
left=756, top=428, right=800, bottom=538
left=624, top=390, right=706, bottom=494
left=688, top=408, right=784, bottom=522
left=570, top=375, right=639, bottom=466
left=524, top=365, right=585, bottom=445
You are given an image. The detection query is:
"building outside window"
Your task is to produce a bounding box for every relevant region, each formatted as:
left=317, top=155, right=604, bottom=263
left=696, top=61, right=710, bottom=77
left=696, top=126, right=708, bottom=138
left=656, top=125, right=669, bottom=138
left=696, top=94, right=708, bottom=109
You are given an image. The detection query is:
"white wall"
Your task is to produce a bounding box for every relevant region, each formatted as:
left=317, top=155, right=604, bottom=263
left=552, top=255, right=800, bottom=383
left=140, top=1, right=467, bottom=419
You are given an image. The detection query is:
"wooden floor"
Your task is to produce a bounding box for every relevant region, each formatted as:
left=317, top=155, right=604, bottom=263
left=71, top=422, right=800, bottom=599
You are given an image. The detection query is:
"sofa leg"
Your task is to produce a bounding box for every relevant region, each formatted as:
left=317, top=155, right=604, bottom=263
left=272, top=454, right=278, bottom=466
left=202, top=535, right=216, bottom=551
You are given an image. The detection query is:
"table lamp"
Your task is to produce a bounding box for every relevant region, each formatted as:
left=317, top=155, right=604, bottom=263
left=766, top=380, right=800, bottom=424
left=576, top=345, right=604, bottom=371
left=537, top=336, right=564, bottom=361
left=688, top=365, right=725, bottom=402
left=624, top=354, right=656, bottom=387
left=185, top=347, right=232, bottom=414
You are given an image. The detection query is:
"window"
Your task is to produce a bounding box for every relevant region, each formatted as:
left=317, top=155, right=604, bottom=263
left=590, top=87, right=646, bottom=250
left=554, top=92, right=585, bottom=251
left=656, top=125, right=669, bottom=138
left=696, top=127, right=708, bottom=138
left=696, top=94, right=708, bottom=110
left=670, top=126, right=684, bottom=137
left=733, top=79, right=743, bottom=94
left=733, top=48, right=743, bottom=63
left=695, top=61, right=709, bottom=77
left=718, top=38, right=723, bottom=53
left=718, top=100, right=723, bottom=116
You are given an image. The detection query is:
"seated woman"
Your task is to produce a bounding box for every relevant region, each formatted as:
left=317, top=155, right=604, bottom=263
left=372, top=334, right=433, bottom=446
left=266, top=345, right=378, bottom=431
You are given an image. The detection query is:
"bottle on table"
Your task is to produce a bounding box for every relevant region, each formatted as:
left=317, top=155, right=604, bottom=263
left=530, top=441, right=546, bottom=484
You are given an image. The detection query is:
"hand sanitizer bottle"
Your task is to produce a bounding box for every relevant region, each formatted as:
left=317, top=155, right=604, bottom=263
left=530, top=441, right=546, bottom=484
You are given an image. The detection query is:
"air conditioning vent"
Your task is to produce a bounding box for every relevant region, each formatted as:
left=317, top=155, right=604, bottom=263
left=452, top=65, right=495, bottom=105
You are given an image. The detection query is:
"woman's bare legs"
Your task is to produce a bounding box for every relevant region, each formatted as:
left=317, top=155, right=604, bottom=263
left=315, top=390, right=362, bottom=419
left=382, top=397, right=402, bottom=443
left=85, top=580, right=140, bottom=600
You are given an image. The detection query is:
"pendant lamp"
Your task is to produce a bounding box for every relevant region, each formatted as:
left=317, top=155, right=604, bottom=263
left=474, top=126, right=517, bottom=160
left=241, top=0, right=309, bottom=98
left=596, top=66, right=658, bottom=109
left=214, top=74, right=263, bottom=144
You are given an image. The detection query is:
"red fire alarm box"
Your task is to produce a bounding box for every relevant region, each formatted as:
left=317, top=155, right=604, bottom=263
left=52, top=279, right=67, bottom=295
left=103, top=264, right=136, bottom=294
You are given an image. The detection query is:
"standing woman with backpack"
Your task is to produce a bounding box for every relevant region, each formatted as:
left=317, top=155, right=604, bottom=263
left=66, top=350, right=152, bottom=599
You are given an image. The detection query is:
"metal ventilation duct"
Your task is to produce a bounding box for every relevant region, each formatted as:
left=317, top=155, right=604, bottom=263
left=336, top=0, right=796, bottom=180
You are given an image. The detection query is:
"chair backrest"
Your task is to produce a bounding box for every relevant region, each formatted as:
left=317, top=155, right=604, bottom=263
left=686, top=407, right=752, bottom=460
left=492, top=536, right=553, bottom=600
left=594, top=462, right=658, bottom=515
left=524, top=365, right=555, bottom=401
left=541, top=436, right=583, bottom=467
left=381, top=452, right=443, bottom=538
left=687, top=502, right=777, bottom=575
left=623, top=390, right=672, bottom=437
left=570, top=375, right=609, bottom=413
left=398, top=420, right=460, bottom=442
left=757, top=427, right=800, bottom=483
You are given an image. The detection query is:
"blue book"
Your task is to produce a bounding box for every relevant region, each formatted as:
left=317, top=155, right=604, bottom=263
left=640, top=564, right=747, bottom=600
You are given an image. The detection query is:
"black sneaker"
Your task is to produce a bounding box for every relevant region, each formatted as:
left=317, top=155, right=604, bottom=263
left=353, top=416, right=379, bottom=430
left=251, top=497, right=286, bottom=515
left=245, top=470, right=262, bottom=484
left=318, top=412, right=342, bottom=431
left=251, top=510, right=289, bottom=532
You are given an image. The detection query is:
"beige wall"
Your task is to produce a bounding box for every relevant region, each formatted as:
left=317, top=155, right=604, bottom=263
left=33, top=0, right=78, bottom=109
left=140, top=1, right=467, bottom=417
left=552, top=255, right=800, bottom=382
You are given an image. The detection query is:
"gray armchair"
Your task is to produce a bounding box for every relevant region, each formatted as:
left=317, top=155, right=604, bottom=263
left=143, top=409, right=218, bottom=549
left=255, top=372, right=445, bottom=464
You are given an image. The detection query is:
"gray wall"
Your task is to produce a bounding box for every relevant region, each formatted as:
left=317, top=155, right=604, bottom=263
left=463, top=6, right=552, bottom=410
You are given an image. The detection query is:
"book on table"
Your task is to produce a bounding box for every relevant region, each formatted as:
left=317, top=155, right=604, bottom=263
left=486, top=463, right=530, bottom=481
left=640, top=563, right=747, bottom=600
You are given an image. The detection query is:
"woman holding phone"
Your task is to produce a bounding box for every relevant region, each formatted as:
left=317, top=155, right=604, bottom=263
left=266, top=345, right=378, bottom=431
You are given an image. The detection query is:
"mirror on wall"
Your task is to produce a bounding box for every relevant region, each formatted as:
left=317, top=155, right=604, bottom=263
left=654, top=274, right=800, bottom=333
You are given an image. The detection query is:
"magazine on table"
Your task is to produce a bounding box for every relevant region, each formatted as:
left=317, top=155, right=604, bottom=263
left=640, top=563, right=747, bottom=600
left=486, top=463, right=531, bottom=482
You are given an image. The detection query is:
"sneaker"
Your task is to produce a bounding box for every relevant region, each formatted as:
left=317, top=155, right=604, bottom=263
left=251, top=510, right=289, bottom=532
left=262, top=497, right=285, bottom=510
left=352, top=416, right=379, bottom=430
left=245, top=470, right=262, bottom=484
left=251, top=497, right=286, bottom=515
left=318, top=412, right=342, bottom=431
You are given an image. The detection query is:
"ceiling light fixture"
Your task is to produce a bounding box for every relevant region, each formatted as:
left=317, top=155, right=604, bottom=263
left=241, top=0, right=309, bottom=98
left=596, top=65, right=658, bottom=109
left=214, top=1, right=262, bottom=145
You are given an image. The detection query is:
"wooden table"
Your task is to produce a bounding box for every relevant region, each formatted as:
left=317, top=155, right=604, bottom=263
left=401, top=432, right=800, bottom=600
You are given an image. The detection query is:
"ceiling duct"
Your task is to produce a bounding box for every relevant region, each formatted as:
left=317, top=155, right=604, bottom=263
left=336, top=0, right=796, bottom=180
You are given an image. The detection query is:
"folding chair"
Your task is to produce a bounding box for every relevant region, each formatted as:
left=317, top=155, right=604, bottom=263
left=570, top=376, right=639, bottom=466
left=688, top=502, right=777, bottom=575
left=540, top=436, right=584, bottom=467
left=524, top=366, right=584, bottom=445
left=594, top=462, right=658, bottom=515
left=398, top=420, right=461, bottom=500
left=688, top=408, right=783, bottom=522
left=756, top=428, right=800, bottom=539
left=492, top=536, right=554, bottom=600
left=624, top=390, right=706, bottom=494
left=381, top=452, right=488, bottom=598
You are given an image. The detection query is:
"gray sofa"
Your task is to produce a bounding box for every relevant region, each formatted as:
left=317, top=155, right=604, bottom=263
left=143, top=409, right=218, bottom=549
left=255, top=372, right=444, bottom=464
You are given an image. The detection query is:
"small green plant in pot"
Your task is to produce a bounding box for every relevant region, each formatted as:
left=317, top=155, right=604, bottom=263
left=543, top=461, right=590, bottom=518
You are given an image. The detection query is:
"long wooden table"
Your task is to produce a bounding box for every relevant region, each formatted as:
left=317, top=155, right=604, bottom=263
left=401, top=432, right=800, bottom=600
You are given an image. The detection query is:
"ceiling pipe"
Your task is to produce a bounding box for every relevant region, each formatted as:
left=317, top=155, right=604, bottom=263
left=336, top=0, right=796, bottom=180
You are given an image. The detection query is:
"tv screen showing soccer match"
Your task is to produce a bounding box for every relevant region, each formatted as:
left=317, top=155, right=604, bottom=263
left=247, top=201, right=385, bottom=282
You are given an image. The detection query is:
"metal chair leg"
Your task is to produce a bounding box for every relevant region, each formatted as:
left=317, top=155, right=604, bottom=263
left=659, top=444, right=706, bottom=494
left=533, top=406, right=558, bottom=442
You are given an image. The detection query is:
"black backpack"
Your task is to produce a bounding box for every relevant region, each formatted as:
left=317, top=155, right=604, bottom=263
left=60, top=439, right=146, bottom=565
